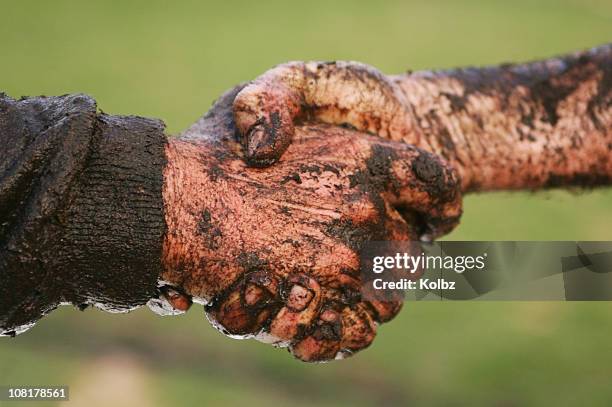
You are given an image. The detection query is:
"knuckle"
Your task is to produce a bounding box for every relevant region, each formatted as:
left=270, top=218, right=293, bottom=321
left=206, top=271, right=280, bottom=336
left=269, top=273, right=322, bottom=341
left=411, top=152, right=461, bottom=204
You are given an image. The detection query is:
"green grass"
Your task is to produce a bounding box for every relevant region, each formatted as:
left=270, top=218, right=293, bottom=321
left=0, top=1, right=611, bottom=406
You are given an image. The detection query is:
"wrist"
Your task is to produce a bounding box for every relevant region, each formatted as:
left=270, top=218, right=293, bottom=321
left=161, top=139, right=189, bottom=288
left=161, top=139, right=213, bottom=294
left=59, top=114, right=168, bottom=309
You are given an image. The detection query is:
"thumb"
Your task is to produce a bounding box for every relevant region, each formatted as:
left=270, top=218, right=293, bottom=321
left=362, top=139, right=463, bottom=240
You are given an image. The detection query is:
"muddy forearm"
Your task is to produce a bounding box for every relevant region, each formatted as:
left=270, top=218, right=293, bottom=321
left=393, top=44, right=612, bottom=192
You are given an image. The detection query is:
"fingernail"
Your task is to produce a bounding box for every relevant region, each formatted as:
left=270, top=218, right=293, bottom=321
left=247, top=125, right=267, bottom=157
left=243, top=271, right=278, bottom=307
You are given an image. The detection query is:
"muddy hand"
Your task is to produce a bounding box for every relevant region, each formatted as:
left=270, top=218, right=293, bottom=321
left=233, top=48, right=612, bottom=193
left=233, top=61, right=423, bottom=167
left=160, top=86, right=461, bottom=362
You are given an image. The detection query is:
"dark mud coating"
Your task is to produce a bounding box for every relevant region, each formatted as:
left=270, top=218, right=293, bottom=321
left=163, top=85, right=461, bottom=362
left=410, top=44, right=612, bottom=191
left=0, top=93, right=167, bottom=336
left=233, top=44, right=611, bottom=192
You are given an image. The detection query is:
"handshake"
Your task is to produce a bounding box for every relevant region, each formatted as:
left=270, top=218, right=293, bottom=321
left=1, top=46, right=607, bottom=362
left=161, top=78, right=462, bottom=363
left=159, top=47, right=611, bottom=362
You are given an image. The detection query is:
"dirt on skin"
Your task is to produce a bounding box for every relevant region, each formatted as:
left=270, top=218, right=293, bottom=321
left=163, top=45, right=611, bottom=362
left=233, top=44, right=611, bottom=191
left=3, top=45, right=609, bottom=363
left=162, top=86, right=462, bottom=362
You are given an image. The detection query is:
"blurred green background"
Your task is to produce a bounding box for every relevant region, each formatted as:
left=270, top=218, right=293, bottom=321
left=1, top=0, right=611, bottom=406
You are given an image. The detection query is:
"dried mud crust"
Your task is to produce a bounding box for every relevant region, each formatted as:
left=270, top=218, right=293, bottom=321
left=162, top=86, right=462, bottom=362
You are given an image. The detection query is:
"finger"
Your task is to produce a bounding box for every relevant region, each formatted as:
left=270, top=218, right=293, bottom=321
left=161, top=286, right=192, bottom=312
left=233, top=64, right=303, bottom=167
left=148, top=285, right=193, bottom=316
left=366, top=300, right=403, bottom=323
left=290, top=308, right=343, bottom=362
left=206, top=271, right=280, bottom=336
left=290, top=292, right=401, bottom=362
left=269, top=273, right=322, bottom=341
left=339, top=303, right=377, bottom=354
left=233, top=61, right=416, bottom=166
left=356, top=212, right=408, bottom=323
left=364, top=140, right=463, bottom=240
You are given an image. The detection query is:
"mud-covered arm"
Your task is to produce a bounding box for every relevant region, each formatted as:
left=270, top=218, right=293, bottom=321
left=396, top=44, right=611, bottom=191
left=0, top=93, right=167, bottom=336
left=0, top=88, right=463, bottom=362
left=234, top=44, right=611, bottom=191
